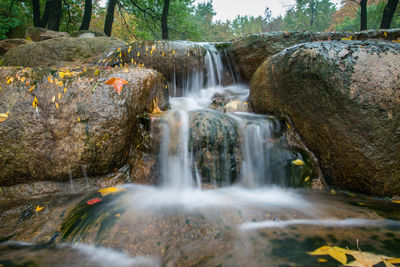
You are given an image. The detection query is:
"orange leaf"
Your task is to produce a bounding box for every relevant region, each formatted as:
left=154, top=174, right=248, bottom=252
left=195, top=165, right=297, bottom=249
left=87, top=198, right=102, bottom=205
left=105, top=77, right=128, bottom=94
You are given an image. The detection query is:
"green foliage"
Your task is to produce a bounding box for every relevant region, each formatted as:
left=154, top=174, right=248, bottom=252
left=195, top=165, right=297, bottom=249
left=0, top=0, right=33, bottom=40
left=282, top=0, right=336, bottom=32
left=334, top=1, right=400, bottom=31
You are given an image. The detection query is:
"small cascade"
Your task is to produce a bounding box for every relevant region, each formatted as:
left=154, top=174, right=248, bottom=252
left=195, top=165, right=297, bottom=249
left=159, top=110, right=194, bottom=189
left=156, top=42, right=311, bottom=189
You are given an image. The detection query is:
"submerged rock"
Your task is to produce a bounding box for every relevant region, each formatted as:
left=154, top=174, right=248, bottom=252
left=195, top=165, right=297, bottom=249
left=228, top=29, right=400, bottom=81
left=250, top=41, right=400, bottom=196
left=0, top=66, right=168, bottom=186
left=2, top=37, right=125, bottom=68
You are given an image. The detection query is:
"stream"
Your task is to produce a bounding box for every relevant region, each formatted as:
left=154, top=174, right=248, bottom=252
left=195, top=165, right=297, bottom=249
left=0, top=42, right=399, bottom=267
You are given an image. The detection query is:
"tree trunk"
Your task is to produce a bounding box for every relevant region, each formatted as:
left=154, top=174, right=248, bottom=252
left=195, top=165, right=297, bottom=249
left=360, top=0, right=367, bottom=30
left=380, top=0, right=399, bottom=29
left=161, top=0, right=170, bottom=39
left=79, top=0, right=92, bottom=30
left=309, top=0, right=316, bottom=28
left=104, top=0, right=117, bottom=36
left=32, top=0, right=41, bottom=27
left=47, top=0, right=62, bottom=31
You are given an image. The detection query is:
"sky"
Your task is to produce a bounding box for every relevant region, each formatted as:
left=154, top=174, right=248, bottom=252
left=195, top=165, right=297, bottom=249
left=193, top=0, right=342, bottom=22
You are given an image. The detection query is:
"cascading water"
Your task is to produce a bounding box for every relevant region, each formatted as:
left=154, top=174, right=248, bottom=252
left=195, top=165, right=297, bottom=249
left=157, top=43, right=308, bottom=190
left=2, top=42, right=399, bottom=267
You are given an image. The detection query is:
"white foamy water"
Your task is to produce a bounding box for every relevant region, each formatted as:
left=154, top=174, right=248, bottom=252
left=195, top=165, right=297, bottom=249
left=239, top=218, right=400, bottom=231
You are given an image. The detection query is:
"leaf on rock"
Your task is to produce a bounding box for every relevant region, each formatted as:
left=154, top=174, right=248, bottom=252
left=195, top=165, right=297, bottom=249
left=308, top=246, right=348, bottom=265
left=0, top=111, right=9, bottom=123
left=151, top=98, right=163, bottom=115
left=392, top=200, right=400, bottom=204
left=292, top=159, right=304, bottom=166
left=105, top=77, right=128, bottom=94
left=35, top=205, right=44, bottom=212
left=98, top=187, right=125, bottom=197
left=28, top=85, right=35, bottom=92
left=87, top=198, right=102, bottom=205
left=32, top=97, right=38, bottom=108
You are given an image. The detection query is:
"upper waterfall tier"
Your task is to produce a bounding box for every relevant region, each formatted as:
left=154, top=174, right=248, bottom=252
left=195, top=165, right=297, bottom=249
left=99, top=41, right=239, bottom=96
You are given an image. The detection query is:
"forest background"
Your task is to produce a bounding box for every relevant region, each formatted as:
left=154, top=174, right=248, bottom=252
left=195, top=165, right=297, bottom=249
left=1, top=0, right=399, bottom=42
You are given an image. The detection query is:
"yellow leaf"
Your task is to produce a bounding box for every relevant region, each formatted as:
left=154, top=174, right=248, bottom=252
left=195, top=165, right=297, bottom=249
left=392, top=200, right=400, bottom=204
left=28, top=85, right=35, bottom=92
left=52, top=96, right=56, bottom=103
left=286, top=122, right=291, bottom=129
left=128, top=46, right=131, bottom=54
left=308, top=246, right=348, bottom=265
left=95, top=69, right=100, bottom=76
left=115, top=213, right=121, bottom=218
left=292, top=159, right=304, bottom=166
left=146, top=46, right=149, bottom=51
left=55, top=102, right=59, bottom=109
left=7, top=77, right=14, bottom=84
left=151, top=98, right=162, bottom=114
left=21, top=77, right=26, bottom=82
left=330, top=189, right=336, bottom=195
left=162, top=51, right=165, bottom=57
left=58, top=92, right=62, bottom=100
left=304, top=176, right=310, bottom=182
left=137, top=51, right=140, bottom=57
left=386, top=258, right=400, bottom=264
left=0, top=112, right=9, bottom=123
left=98, top=187, right=124, bottom=196
left=32, top=97, right=38, bottom=108
left=318, top=258, right=328, bottom=262
left=64, top=87, right=67, bottom=93
left=384, top=32, right=388, bottom=38
left=47, top=76, right=53, bottom=83
left=77, top=116, right=81, bottom=122
left=35, top=205, right=44, bottom=212
left=172, top=49, right=175, bottom=55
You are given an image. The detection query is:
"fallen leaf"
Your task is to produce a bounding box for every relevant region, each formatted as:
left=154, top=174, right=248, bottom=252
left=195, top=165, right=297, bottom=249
left=137, top=51, right=140, bottom=57
left=0, top=111, right=9, bottom=123
left=330, top=189, right=336, bottom=194
left=392, top=200, right=400, bottom=204
left=21, top=77, right=26, bottom=82
left=304, top=176, right=310, bottom=182
left=35, top=205, right=44, bottom=212
left=128, top=46, right=132, bottom=53
left=77, top=116, right=81, bottom=122
left=115, top=214, right=121, bottom=218
left=52, top=96, right=56, bottom=103
left=318, top=258, right=328, bottom=262
left=94, top=69, right=100, bottom=76
left=7, top=77, right=14, bottom=84
left=309, top=246, right=348, bottom=265
left=151, top=98, right=162, bottom=114
left=55, top=102, right=59, bottom=109
left=98, top=187, right=125, bottom=197
left=384, top=32, right=388, bottom=38
left=87, top=198, right=102, bottom=205
left=292, top=159, right=304, bottom=166
left=47, top=75, right=53, bottom=83
left=105, top=77, right=129, bottom=94
left=58, top=92, right=62, bottom=100
left=32, top=97, right=38, bottom=108
left=172, top=49, right=175, bottom=55
left=28, top=85, right=35, bottom=92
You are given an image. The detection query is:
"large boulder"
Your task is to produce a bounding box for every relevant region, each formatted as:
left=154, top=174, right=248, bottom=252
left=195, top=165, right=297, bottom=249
left=0, top=38, right=29, bottom=55
left=0, top=66, right=168, bottom=186
left=2, top=37, right=125, bottom=67
left=250, top=41, right=400, bottom=196
left=228, top=29, right=400, bottom=81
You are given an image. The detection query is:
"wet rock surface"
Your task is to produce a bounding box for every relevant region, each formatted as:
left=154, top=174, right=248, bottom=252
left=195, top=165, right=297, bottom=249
left=227, top=28, right=400, bottom=81
left=2, top=37, right=126, bottom=68
left=250, top=40, right=400, bottom=196
left=0, top=66, right=168, bottom=186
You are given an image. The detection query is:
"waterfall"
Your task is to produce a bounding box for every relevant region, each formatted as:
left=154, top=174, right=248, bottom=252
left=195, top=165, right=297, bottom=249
left=157, top=43, right=305, bottom=190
